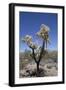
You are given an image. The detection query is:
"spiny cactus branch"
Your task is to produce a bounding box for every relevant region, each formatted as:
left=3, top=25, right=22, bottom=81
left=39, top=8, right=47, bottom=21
left=32, top=48, right=37, bottom=63
left=38, top=40, right=45, bottom=63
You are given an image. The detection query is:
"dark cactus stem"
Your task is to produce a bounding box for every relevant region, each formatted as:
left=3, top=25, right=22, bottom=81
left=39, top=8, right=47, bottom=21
left=32, top=48, right=37, bottom=63
left=46, top=40, right=47, bottom=49
left=38, top=40, right=45, bottom=63
left=32, top=49, right=39, bottom=76
left=36, top=62, right=40, bottom=76
left=36, top=40, right=45, bottom=77
left=32, top=40, right=45, bottom=77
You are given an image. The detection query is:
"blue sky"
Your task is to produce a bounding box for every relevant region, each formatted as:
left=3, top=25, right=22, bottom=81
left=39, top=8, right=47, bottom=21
left=19, top=12, right=58, bottom=52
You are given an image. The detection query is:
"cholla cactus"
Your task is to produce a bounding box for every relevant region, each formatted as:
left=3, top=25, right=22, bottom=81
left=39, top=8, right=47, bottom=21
left=36, top=24, right=50, bottom=49
left=40, top=24, right=49, bottom=32
left=21, top=24, right=50, bottom=77
left=35, top=46, right=41, bottom=58
left=22, top=35, right=37, bottom=49
left=22, top=35, right=32, bottom=43
left=28, top=41, right=37, bottom=49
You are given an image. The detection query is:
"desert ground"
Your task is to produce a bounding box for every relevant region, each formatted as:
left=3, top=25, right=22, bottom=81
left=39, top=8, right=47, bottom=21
left=19, top=50, right=58, bottom=78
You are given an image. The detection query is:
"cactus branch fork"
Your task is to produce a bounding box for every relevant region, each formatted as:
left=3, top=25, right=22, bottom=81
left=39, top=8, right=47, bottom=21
left=22, top=24, right=50, bottom=76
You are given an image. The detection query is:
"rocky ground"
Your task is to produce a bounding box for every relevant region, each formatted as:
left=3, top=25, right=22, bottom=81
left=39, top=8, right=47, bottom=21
left=19, top=59, right=58, bottom=78
left=19, top=50, right=58, bottom=78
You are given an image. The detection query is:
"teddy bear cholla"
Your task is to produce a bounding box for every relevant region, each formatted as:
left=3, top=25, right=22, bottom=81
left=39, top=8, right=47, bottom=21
left=22, top=24, right=50, bottom=49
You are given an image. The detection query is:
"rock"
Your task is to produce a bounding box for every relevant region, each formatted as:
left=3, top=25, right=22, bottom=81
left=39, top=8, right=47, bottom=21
left=20, top=70, right=30, bottom=77
left=20, top=62, right=58, bottom=77
left=44, top=63, right=57, bottom=76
